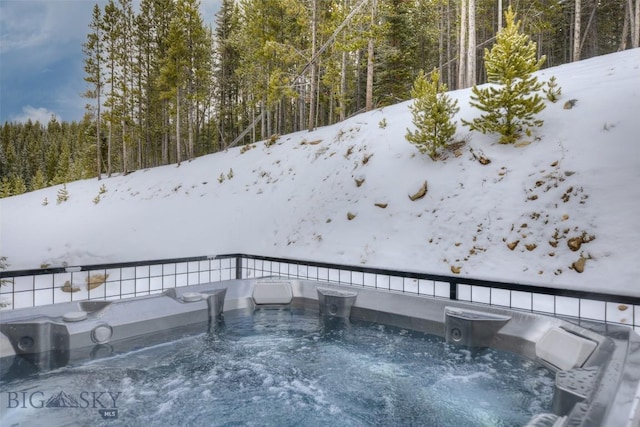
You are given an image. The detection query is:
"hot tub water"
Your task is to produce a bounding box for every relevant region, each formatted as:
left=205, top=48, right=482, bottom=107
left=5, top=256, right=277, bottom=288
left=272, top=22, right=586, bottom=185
left=0, top=309, right=554, bottom=426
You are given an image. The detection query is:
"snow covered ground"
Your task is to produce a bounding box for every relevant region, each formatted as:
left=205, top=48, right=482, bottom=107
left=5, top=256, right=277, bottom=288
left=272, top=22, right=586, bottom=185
left=1, top=49, right=639, bottom=303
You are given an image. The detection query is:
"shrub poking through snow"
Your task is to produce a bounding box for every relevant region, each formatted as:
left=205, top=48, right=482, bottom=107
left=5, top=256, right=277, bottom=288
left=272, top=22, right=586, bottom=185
left=265, top=134, right=280, bottom=147
left=406, top=69, right=459, bottom=160
left=545, top=76, right=562, bottom=102
left=463, top=7, right=546, bottom=144
left=57, top=184, right=69, bottom=204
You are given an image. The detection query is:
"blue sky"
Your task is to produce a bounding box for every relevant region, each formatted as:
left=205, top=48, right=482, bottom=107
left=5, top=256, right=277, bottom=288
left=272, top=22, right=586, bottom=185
left=0, top=0, right=220, bottom=124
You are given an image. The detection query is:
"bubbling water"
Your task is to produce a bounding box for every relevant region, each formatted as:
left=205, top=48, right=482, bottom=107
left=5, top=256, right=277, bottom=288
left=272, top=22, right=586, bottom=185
left=0, top=310, right=555, bottom=426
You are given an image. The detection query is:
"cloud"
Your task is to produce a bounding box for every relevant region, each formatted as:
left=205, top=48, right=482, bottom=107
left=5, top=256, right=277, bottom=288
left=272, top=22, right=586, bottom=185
left=0, top=1, right=87, bottom=56
left=11, top=106, right=61, bottom=124
left=0, top=0, right=221, bottom=123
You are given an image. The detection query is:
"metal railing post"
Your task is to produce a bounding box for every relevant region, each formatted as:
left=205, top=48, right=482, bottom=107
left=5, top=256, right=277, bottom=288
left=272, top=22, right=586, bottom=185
left=235, top=256, right=243, bottom=280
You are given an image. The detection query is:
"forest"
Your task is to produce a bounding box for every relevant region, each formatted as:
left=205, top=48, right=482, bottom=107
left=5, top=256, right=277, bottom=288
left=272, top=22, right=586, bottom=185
left=1, top=0, right=639, bottom=197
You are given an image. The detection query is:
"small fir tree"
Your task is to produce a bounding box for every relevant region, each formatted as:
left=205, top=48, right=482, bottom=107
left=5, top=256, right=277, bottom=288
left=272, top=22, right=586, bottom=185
left=544, top=76, right=562, bottom=102
left=31, top=170, right=48, bottom=191
left=406, top=69, right=460, bottom=160
left=0, top=177, right=12, bottom=198
left=463, top=7, right=546, bottom=144
left=57, top=184, right=69, bottom=204
left=11, top=175, right=27, bottom=195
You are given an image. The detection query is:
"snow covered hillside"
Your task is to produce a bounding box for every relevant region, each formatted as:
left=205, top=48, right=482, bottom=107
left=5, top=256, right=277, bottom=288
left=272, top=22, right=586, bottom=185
left=2, top=49, right=639, bottom=297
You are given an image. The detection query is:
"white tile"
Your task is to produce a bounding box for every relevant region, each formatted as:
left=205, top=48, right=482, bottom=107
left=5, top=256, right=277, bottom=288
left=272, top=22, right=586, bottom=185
left=606, top=302, right=633, bottom=325
left=532, top=293, right=555, bottom=314
left=471, top=286, right=491, bottom=304
left=418, top=279, right=434, bottom=296
left=457, top=284, right=471, bottom=301
left=580, top=299, right=606, bottom=322
left=434, top=281, right=450, bottom=298
left=555, top=296, right=580, bottom=317
left=490, top=289, right=510, bottom=307
left=390, top=276, right=404, bottom=291
left=511, top=291, right=532, bottom=310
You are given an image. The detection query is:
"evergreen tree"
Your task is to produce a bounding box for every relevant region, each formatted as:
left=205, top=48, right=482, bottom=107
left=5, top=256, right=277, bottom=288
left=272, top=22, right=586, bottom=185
left=213, top=0, right=241, bottom=148
left=82, top=4, right=103, bottom=180
left=138, top=0, right=175, bottom=167
left=31, top=169, right=48, bottom=191
left=0, top=177, right=12, bottom=198
left=406, top=69, right=459, bottom=160
left=375, top=0, right=417, bottom=106
left=463, top=7, right=546, bottom=145
left=51, top=137, right=72, bottom=185
left=57, top=184, right=70, bottom=204
left=11, top=175, right=27, bottom=195
left=159, top=0, right=213, bottom=164
left=101, top=0, right=123, bottom=177
left=544, top=75, right=562, bottom=102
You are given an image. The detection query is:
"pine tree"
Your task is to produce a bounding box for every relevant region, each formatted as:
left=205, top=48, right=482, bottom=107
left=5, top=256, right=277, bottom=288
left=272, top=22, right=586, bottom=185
left=159, top=0, right=213, bottom=164
left=83, top=4, right=103, bottom=180
left=214, top=0, right=241, bottom=147
left=375, top=0, right=416, bottom=106
left=463, top=7, right=546, bottom=145
left=51, top=138, right=72, bottom=185
left=406, top=69, right=459, bottom=160
left=57, top=184, right=69, bottom=204
left=101, top=0, right=123, bottom=177
left=11, top=175, right=27, bottom=195
left=544, top=75, right=562, bottom=102
left=0, top=177, right=12, bottom=198
left=31, top=169, right=48, bottom=191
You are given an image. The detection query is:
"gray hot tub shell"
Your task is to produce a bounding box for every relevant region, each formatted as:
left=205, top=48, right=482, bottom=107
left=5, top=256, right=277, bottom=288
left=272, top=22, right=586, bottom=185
left=1, top=278, right=639, bottom=427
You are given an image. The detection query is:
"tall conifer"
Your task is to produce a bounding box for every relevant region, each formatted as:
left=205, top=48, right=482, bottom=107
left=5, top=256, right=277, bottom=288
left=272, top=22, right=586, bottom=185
left=82, top=4, right=103, bottom=180
left=463, top=7, right=546, bottom=144
left=406, top=69, right=459, bottom=160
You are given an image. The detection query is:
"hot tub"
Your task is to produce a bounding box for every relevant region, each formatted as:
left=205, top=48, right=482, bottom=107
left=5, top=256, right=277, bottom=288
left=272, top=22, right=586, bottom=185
left=1, top=278, right=639, bottom=426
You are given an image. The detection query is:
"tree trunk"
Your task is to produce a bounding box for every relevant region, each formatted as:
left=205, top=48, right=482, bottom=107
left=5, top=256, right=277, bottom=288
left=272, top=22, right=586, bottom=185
left=176, top=88, right=181, bottom=166
left=340, top=50, right=347, bottom=122
left=458, top=0, right=467, bottom=88
left=107, top=121, right=112, bottom=177
left=365, top=0, right=376, bottom=112
left=447, top=0, right=453, bottom=89
left=162, top=102, right=169, bottom=165
left=620, top=3, right=629, bottom=51
left=188, top=106, right=194, bottom=160
left=498, top=0, right=502, bottom=30
left=629, top=0, right=640, bottom=48
left=122, top=119, right=127, bottom=174
left=466, top=0, right=476, bottom=86
left=573, top=0, right=581, bottom=61
left=96, top=82, right=101, bottom=180
left=438, top=2, right=444, bottom=77
left=308, top=0, right=318, bottom=130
